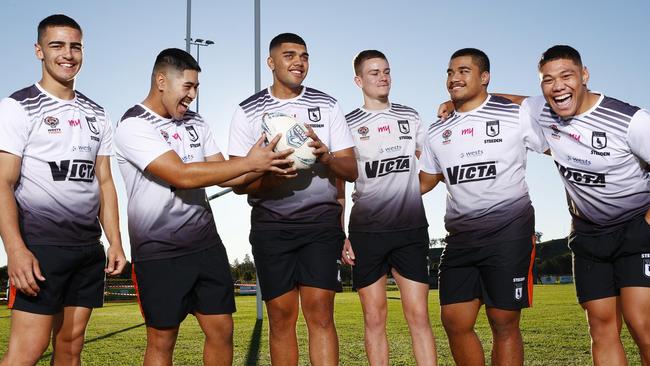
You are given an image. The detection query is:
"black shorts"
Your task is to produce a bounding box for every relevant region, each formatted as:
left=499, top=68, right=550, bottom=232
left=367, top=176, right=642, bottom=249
left=250, top=227, right=345, bottom=301
left=438, top=236, right=535, bottom=310
left=349, top=228, right=429, bottom=289
left=569, top=215, right=650, bottom=304
left=132, top=245, right=235, bottom=328
left=8, top=243, right=106, bottom=315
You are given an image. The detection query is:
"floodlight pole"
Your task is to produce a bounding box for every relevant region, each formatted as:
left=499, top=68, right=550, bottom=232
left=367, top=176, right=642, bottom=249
left=185, top=0, right=191, bottom=53
left=254, top=0, right=264, bottom=321
left=188, top=39, right=214, bottom=113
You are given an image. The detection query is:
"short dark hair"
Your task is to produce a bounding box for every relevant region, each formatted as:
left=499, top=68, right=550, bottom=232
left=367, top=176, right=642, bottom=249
left=450, top=48, right=490, bottom=73
left=153, top=48, right=201, bottom=75
left=37, top=14, right=82, bottom=43
left=538, top=45, right=583, bottom=71
left=269, top=33, right=306, bottom=52
left=353, top=50, right=388, bottom=76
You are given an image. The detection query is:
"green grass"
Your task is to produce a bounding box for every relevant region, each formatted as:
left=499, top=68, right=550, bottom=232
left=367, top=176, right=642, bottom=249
left=0, top=285, right=642, bottom=365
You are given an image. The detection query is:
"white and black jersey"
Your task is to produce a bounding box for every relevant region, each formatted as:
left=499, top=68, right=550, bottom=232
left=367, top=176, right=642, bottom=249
left=0, top=84, right=112, bottom=246
left=526, top=94, right=650, bottom=234
left=345, top=103, right=427, bottom=232
left=420, top=95, right=547, bottom=248
left=229, top=86, right=355, bottom=230
left=115, top=104, right=222, bottom=262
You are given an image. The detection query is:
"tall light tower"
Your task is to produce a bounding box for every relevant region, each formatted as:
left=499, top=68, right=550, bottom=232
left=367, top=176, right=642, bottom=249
left=188, top=38, right=214, bottom=113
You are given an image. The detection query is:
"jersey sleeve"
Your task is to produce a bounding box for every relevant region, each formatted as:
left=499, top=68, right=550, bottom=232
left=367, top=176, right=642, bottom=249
left=97, top=112, right=114, bottom=156
left=519, top=97, right=549, bottom=153
left=329, top=102, right=355, bottom=152
left=415, top=114, right=425, bottom=152
left=202, top=123, right=221, bottom=158
left=228, top=106, right=256, bottom=157
left=0, top=98, right=28, bottom=157
left=627, top=109, right=650, bottom=163
left=114, top=118, right=173, bottom=171
left=419, top=138, right=442, bottom=174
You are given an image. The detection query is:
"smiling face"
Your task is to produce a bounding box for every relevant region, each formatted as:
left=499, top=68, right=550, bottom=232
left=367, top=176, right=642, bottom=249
left=355, top=57, right=391, bottom=101
left=447, top=55, right=489, bottom=108
left=268, top=42, right=309, bottom=90
left=539, top=58, right=590, bottom=118
left=35, top=25, right=83, bottom=88
left=157, top=68, right=199, bottom=120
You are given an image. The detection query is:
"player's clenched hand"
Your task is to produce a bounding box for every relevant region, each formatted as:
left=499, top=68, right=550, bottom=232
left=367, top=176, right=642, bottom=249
left=305, top=125, right=334, bottom=165
left=8, top=246, right=45, bottom=296
left=105, top=244, right=127, bottom=276
left=341, top=238, right=355, bottom=266
left=437, top=100, right=454, bottom=120
left=246, top=133, right=294, bottom=174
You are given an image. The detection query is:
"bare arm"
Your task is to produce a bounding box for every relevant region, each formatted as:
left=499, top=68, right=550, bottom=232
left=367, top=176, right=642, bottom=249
left=146, top=134, right=292, bottom=190
left=0, top=152, right=44, bottom=296
left=337, top=179, right=355, bottom=266
left=420, top=171, right=444, bottom=195
left=95, top=155, right=126, bottom=276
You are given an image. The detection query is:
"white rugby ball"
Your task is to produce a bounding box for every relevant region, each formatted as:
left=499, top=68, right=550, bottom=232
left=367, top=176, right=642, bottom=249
left=262, top=112, right=316, bottom=170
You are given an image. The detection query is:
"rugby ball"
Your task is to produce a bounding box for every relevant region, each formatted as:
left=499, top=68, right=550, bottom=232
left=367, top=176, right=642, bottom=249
left=261, top=112, right=316, bottom=170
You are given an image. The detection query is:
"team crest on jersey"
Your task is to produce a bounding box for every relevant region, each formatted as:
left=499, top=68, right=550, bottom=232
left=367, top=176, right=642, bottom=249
left=44, top=116, right=59, bottom=128
left=442, top=129, right=452, bottom=145
left=186, top=126, right=199, bottom=142
left=160, top=130, right=169, bottom=141
left=398, top=120, right=410, bottom=134
left=358, top=126, right=370, bottom=141
left=308, top=107, right=321, bottom=122
left=486, top=120, right=500, bottom=137
left=591, top=131, right=607, bottom=150
left=643, top=257, right=650, bottom=278
left=85, top=116, right=100, bottom=135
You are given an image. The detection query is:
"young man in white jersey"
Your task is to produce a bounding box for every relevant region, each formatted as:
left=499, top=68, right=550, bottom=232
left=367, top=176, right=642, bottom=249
left=420, top=48, right=547, bottom=366
left=0, top=14, right=126, bottom=365
left=228, top=33, right=357, bottom=366
left=340, top=50, right=437, bottom=366
left=526, top=45, right=650, bottom=366
left=114, top=48, right=292, bottom=366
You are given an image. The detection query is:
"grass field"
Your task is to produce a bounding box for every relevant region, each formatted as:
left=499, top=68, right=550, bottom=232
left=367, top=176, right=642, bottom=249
left=0, top=284, right=642, bottom=365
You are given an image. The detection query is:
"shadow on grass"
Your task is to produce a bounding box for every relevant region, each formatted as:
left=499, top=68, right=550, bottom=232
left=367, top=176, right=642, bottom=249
left=38, top=322, right=145, bottom=362
left=387, top=296, right=401, bottom=300
left=245, top=319, right=263, bottom=366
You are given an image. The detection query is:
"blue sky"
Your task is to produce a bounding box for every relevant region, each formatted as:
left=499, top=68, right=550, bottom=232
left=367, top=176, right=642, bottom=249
left=1, top=0, right=649, bottom=265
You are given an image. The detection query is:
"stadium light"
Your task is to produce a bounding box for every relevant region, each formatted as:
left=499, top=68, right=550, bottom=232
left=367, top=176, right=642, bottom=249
left=188, top=38, right=215, bottom=113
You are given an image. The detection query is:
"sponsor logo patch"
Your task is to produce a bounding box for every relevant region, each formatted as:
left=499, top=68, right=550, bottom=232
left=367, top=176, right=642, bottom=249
left=377, top=124, right=391, bottom=134
left=68, top=119, right=81, bottom=127
left=48, top=159, right=95, bottom=182
left=462, top=127, right=474, bottom=136
left=447, top=161, right=497, bottom=185
left=554, top=161, right=606, bottom=187
left=365, top=155, right=410, bottom=178
left=567, top=155, right=592, bottom=166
